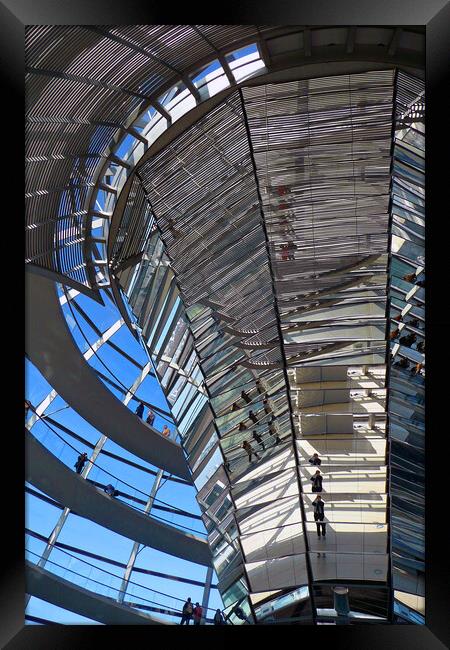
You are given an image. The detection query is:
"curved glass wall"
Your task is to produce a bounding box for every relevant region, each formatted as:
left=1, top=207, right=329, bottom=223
left=25, top=284, right=223, bottom=624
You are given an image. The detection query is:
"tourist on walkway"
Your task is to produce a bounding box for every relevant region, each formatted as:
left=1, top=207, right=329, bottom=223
left=135, top=402, right=144, bottom=419
left=309, top=453, right=321, bottom=466
left=180, top=598, right=194, bottom=625
left=146, top=409, right=155, bottom=426
left=74, top=452, right=88, bottom=475
left=213, top=609, right=225, bottom=625
left=161, top=424, right=171, bottom=438
left=193, top=602, right=203, bottom=626
left=104, top=483, right=119, bottom=497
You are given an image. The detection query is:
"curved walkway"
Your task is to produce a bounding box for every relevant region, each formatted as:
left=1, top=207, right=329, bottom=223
left=25, top=269, right=190, bottom=480
left=26, top=561, right=168, bottom=625
left=26, top=430, right=211, bottom=566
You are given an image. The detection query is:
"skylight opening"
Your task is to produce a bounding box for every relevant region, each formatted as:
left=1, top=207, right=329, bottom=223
left=225, top=43, right=266, bottom=83
left=158, top=83, right=196, bottom=122
left=190, top=60, right=230, bottom=100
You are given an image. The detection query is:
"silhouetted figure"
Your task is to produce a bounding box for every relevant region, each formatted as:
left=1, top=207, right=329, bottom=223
left=233, top=606, right=251, bottom=622
left=279, top=208, right=295, bottom=232
left=393, top=314, right=403, bottom=322
left=408, top=318, right=419, bottom=328
left=309, top=453, right=321, bottom=466
left=394, top=359, right=409, bottom=369
left=286, top=241, right=297, bottom=260
left=146, top=409, right=155, bottom=426
left=269, top=421, right=279, bottom=437
left=161, top=424, right=171, bottom=438
left=311, top=470, right=323, bottom=493
left=313, top=495, right=326, bottom=538
left=256, top=378, right=268, bottom=395
left=263, top=398, right=273, bottom=415
left=239, top=422, right=247, bottom=431
left=389, top=329, right=400, bottom=340
left=413, top=362, right=424, bottom=375
left=225, top=461, right=233, bottom=474
left=280, top=243, right=290, bottom=261
left=25, top=400, right=32, bottom=416
left=241, top=390, right=252, bottom=404
left=242, top=440, right=260, bottom=463
left=400, top=333, right=416, bottom=346
left=232, top=403, right=240, bottom=412
left=193, top=602, right=203, bottom=626
left=135, top=402, right=144, bottom=419
left=167, top=217, right=183, bottom=238
left=74, top=452, right=88, bottom=475
left=403, top=272, right=416, bottom=283
left=249, top=410, right=258, bottom=424
left=252, top=430, right=265, bottom=451
left=104, top=484, right=119, bottom=497
left=180, top=598, right=193, bottom=625
left=275, top=435, right=282, bottom=446
left=214, top=609, right=225, bottom=625
left=416, top=279, right=425, bottom=288
left=417, top=341, right=425, bottom=353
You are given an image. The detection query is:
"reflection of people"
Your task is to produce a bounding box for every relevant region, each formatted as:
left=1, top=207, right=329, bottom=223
left=242, top=440, right=260, bottom=463
left=394, top=357, right=409, bottom=369
left=249, top=410, right=258, bottom=424
left=399, top=333, right=416, bottom=346
left=263, top=398, right=273, bottom=415
left=167, top=217, right=183, bottom=238
left=241, top=390, right=251, bottom=404
left=313, top=495, right=326, bottom=538
left=255, top=378, right=268, bottom=395
left=280, top=243, right=290, bottom=261
left=286, top=241, right=297, bottom=260
left=311, top=470, right=323, bottom=493
left=309, top=453, right=321, bottom=466
left=234, top=606, right=250, bottom=622
left=252, top=430, right=265, bottom=451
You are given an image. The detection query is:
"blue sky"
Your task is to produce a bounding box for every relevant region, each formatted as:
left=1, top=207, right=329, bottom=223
left=25, top=283, right=223, bottom=624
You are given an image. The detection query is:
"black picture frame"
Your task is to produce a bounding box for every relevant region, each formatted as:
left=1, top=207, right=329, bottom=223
left=4, top=0, right=449, bottom=647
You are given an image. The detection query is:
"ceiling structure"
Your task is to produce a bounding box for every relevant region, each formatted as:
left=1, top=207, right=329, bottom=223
left=25, top=25, right=425, bottom=625
left=26, top=25, right=424, bottom=297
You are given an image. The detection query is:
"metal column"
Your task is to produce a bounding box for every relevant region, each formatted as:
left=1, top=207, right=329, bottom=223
left=117, top=468, right=164, bottom=603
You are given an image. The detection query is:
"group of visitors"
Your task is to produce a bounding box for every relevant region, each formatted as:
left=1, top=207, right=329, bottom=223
left=135, top=402, right=171, bottom=437
left=180, top=598, right=225, bottom=625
